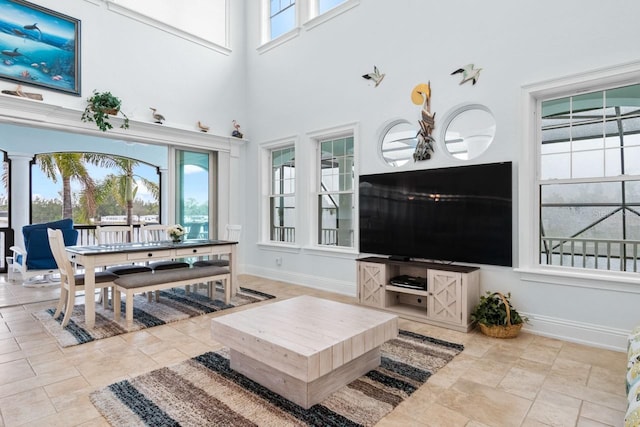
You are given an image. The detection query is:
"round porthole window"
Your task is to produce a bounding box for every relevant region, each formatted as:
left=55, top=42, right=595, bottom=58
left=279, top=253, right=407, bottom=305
left=379, top=119, right=419, bottom=167
left=441, top=105, right=496, bottom=160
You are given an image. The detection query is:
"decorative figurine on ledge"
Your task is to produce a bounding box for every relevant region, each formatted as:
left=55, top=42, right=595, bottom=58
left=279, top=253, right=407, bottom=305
left=150, top=107, right=165, bottom=124
left=197, top=121, right=210, bottom=133
left=232, top=120, right=243, bottom=138
left=1, top=84, right=43, bottom=100
left=451, top=63, right=482, bottom=85
left=411, top=82, right=435, bottom=161
left=362, top=65, right=385, bottom=87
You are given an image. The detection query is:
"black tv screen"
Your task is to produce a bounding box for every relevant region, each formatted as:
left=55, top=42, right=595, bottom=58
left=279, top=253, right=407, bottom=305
left=359, top=162, right=512, bottom=267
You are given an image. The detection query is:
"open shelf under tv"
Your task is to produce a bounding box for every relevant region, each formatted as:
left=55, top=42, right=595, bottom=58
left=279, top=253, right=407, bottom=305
left=356, top=257, right=480, bottom=332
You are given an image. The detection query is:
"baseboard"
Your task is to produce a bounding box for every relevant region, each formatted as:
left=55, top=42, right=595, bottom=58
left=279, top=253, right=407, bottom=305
left=239, top=268, right=628, bottom=351
left=242, top=265, right=356, bottom=297
left=521, top=312, right=628, bottom=352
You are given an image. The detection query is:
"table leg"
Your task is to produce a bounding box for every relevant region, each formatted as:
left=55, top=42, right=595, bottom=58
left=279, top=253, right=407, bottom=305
left=229, top=244, right=238, bottom=296
left=84, top=259, right=96, bottom=329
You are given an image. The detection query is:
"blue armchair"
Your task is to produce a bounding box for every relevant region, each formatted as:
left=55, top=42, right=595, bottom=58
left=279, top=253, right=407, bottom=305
left=9, top=219, right=78, bottom=284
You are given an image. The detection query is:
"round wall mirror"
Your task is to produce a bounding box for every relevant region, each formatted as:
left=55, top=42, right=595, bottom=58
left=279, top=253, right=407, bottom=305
left=441, top=105, right=496, bottom=160
left=380, top=119, right=418, bottom=167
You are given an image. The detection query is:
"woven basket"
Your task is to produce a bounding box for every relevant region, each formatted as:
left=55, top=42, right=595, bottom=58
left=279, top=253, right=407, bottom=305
left=478, top=292, right=523, bottom=339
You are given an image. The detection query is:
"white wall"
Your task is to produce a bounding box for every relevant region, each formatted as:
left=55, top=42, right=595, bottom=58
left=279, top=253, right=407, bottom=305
left=242, top=0, right=640, bottom=350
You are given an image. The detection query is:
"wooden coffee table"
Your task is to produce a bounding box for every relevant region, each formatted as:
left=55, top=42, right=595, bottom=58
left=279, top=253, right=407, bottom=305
left=210, top=295, right=398, bottom=409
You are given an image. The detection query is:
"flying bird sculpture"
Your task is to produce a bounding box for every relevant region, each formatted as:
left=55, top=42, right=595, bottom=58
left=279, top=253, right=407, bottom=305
left=411, top=82, right=435, bottom=161
left=150, top=107, right=165, bottom=124
left=362, top=65, right=385, bottom=87
left=451, top=64, right=482, bottom=85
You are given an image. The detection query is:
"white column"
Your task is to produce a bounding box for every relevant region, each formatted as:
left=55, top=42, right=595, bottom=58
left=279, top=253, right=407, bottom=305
left=8, top=152, right=33, bottom=249
left=159, top=167, right=169, bottom=224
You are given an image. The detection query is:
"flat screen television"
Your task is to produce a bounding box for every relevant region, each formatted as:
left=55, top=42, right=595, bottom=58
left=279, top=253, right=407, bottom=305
left=359, top=161, right=512, bottom=267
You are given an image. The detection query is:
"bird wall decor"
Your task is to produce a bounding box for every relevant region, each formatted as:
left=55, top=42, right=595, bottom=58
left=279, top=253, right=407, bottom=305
left=362, top=65, right=385, bottom=87
left=451, top=64, right=482, bottom=85
left=197, top=121, right=210, bottom=132
left=149, top=107, right=165, bottom=124
left=411, top=82, right=435, bottom=161
left=232, top=120, right=243, bottom=138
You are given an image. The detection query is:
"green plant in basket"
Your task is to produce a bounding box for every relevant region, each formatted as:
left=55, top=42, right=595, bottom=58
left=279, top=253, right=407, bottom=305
left=81, top=90, right=129, bottom=132
left=471, top=291, right=528, bottom=338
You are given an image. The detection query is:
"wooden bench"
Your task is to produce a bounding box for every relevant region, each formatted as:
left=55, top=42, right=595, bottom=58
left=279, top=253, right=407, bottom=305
left=113, top=265, right=230, bottom=327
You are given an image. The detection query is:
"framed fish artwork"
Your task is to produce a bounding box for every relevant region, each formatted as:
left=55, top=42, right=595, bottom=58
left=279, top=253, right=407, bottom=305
left=0, top=0, right=80, bottom=95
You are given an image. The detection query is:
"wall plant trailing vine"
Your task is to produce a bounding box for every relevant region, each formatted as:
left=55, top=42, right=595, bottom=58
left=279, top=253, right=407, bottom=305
left=81, top=90, right=129, bottom=132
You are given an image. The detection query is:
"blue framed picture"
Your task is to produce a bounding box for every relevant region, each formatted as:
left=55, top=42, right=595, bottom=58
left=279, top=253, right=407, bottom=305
left=0, top=0, right=80, bottom=95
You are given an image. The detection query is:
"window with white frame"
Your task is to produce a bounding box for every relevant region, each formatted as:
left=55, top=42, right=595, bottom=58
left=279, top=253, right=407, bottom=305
left=539, top=83, right=640, bottom=272
left=317, top=0, right=347, bottom=15
left=270, top=146, right=296, bottom=243
left=317, top=136, right=354, bottom=247
left=260, top=0, right=356, bottom=45
left=270, top=0, right=296, bottom=39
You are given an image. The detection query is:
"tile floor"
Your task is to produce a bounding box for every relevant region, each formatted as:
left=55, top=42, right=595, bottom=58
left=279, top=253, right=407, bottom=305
left=0, top=274, right=628, bottom=426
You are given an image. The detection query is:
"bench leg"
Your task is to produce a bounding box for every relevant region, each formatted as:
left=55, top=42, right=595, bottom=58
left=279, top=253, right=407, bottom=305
left=224, top=277, right=231, bottom=304
left=113, top=288, right=121, bottom=321
left=126, top=291, right=134, bottom=327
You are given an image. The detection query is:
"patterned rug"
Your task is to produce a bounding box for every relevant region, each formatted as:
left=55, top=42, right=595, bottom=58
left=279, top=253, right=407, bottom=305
left=33, top=286, right=275, bottom=348
left=90, top=330, right=464, bottom=426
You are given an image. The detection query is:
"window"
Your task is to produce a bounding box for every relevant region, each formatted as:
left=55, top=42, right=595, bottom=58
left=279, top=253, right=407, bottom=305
left=270, top=146, right=296, bottom=243
left=539, top=83, right=640, bottom=272
left=317, top=136, right=354, bottom=247
left=270, top=0, right=296, bottom=39
left=259, top=0, right=358, bottom=48
left=176, top=150, right=214, bottom=239
left=317, top=0, right=346, bottom=14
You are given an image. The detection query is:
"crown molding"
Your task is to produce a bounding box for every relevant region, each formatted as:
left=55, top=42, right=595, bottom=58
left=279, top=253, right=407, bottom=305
left=0, top=94, right=247, bottom=152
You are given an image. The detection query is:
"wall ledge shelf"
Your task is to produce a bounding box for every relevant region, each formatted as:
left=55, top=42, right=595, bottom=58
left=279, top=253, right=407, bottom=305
left=0, top=94, right=247, bottom=153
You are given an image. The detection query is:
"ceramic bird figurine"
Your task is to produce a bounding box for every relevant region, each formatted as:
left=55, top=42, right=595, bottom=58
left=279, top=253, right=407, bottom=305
left=232, top=120, right=243, bottom=138
left=150, top=107, right=165, bottom=124
left=362, top=65, right=385, bottom=87
left=451, top=64, right=482, bottom=85
left=197, top=121, right=210, bottom=133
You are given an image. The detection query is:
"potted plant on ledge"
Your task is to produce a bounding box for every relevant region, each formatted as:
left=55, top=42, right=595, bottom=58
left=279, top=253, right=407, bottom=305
left=471, top=291, right=528, bottom=339
left=81, top=90, right=129, bottom=132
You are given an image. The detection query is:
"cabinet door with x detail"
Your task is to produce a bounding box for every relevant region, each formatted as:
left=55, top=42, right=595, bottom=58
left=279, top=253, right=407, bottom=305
left=358, top=262, right=386, bottom=308
left=427, top=270, right=463, bottom=326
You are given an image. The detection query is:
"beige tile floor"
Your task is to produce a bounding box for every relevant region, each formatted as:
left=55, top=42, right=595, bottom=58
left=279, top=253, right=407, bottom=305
left=0, top=274, right=628, bottom=426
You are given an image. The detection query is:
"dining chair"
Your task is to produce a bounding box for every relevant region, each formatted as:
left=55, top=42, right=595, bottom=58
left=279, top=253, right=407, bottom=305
left=96, top=225, right=134, bottom=244
left=140, top=223, right=171, bottom=243
left=96, top=225, right=152, bottom=275
left=193, top=224, right=241, bottom=268
left=47, top=228, right=118, bottom=327
left=139, top=224, right=190, bottom=271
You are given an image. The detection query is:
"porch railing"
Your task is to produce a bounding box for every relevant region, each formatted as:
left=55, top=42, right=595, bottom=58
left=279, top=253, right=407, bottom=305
left=541, top=236, right=640, bottom=272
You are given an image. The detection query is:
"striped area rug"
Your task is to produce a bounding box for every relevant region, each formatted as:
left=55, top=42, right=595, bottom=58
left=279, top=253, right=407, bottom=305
left=33, top=287, right=275, bottom=348
left=91, top=330, right=464, bottom=426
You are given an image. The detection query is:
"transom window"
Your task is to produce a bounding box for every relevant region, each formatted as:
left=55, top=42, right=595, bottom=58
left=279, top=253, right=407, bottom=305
left=270, top=0, right=296, bottom=39
left=318, top=136, right=354, bottom=247
left=539, top=83, right=640, bottom=272
left=318, top=0, right=347, bottom=14
left=270, top=146, right=296, bottom=242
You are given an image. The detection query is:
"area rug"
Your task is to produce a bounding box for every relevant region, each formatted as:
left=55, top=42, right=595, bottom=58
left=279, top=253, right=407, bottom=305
left=90, top=330, right=464, bottom=427
left=33, top=286, right=275, bottom=348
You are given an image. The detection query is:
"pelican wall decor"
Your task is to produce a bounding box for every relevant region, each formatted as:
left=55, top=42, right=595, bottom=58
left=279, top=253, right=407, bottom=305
left=411, top=82, right=435, bottom=161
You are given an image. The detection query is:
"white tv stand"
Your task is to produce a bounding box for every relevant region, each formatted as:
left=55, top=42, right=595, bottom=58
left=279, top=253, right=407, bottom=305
left=356, top=257, right=480, bottom=332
